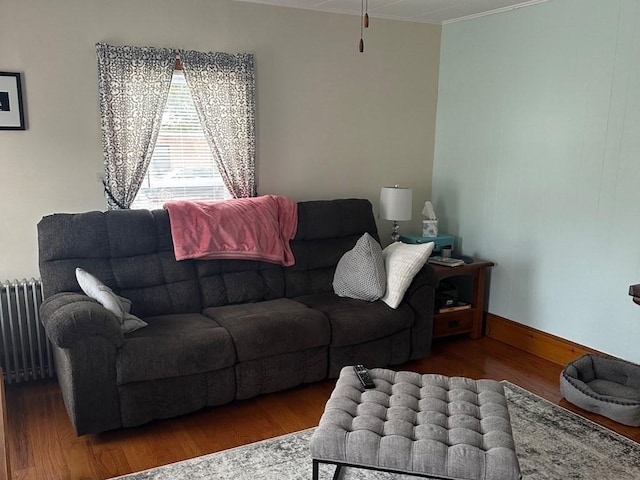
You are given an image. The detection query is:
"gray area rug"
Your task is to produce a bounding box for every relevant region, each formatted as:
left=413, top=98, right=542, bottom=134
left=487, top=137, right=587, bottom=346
left=112, top=382, right=640, bottom=479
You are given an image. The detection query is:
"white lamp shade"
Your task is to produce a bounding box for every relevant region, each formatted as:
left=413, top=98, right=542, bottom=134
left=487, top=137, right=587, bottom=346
left=379, top=186, right=412, bottom=221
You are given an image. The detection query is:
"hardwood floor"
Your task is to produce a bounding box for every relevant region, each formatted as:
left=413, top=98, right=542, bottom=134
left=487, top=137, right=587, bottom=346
left=5, top=336, right=640, bottom=480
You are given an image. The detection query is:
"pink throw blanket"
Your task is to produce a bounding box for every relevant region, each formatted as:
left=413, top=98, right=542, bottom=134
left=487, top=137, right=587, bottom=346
left=164, top=195, right=298, bottom=266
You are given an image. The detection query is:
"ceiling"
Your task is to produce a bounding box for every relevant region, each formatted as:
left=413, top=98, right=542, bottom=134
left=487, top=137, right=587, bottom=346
left=234, top=0, right=552, bottom=25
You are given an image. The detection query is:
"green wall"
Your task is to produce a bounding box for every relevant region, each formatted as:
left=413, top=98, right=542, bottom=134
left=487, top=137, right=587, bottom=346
left=434, top=0, right=640, bottom=362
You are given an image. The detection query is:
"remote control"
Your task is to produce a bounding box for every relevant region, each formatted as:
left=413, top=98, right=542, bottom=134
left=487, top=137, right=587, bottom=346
left=353, top=364, right=375, bottom=389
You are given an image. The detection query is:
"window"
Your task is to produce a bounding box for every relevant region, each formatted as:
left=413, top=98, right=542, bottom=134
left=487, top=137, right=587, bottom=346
left=97, top=44, right=255, bottom=209
left=131, top=70, right=231, bottom=209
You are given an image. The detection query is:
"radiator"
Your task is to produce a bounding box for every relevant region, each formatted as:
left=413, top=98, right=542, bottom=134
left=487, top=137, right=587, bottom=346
left=0, top=278, right=55, bottom=384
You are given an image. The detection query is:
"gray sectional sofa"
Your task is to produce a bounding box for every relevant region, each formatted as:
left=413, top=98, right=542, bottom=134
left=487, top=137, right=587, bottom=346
left=37, top=198, right=437, bottom=435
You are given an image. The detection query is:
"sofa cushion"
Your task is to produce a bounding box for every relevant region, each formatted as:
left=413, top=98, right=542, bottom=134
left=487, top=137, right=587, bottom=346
left=197, top=259, right=285, bottom=307
left=294, top=198, right=378, bottom=241
left=116, top=313, right=235, bottom=385
left=38, top=209, right=203, bottom=317
left=285, top=199, right=380, bottom=298
left=203, top=298, right=330, bottom=361
left=333, top=233, right=386, bottom=302
left=294, top=293, right=414, bottom=347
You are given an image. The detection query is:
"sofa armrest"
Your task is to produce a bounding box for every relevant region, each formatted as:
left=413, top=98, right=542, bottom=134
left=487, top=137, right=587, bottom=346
left=405, top=263, right=439, bottom=299
left=40, top=292, right=124, bottom=434
left=40, top=292, right=124, bottom=349
left=403, top=264, right=438, bottom=360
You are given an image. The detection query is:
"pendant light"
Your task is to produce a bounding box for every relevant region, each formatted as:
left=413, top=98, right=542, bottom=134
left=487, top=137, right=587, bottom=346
left=359, top=0, right=369, bottom=53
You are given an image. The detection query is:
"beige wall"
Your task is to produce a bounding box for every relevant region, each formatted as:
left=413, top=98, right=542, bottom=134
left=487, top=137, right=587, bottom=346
left=0, top=0, right=440, bottom=279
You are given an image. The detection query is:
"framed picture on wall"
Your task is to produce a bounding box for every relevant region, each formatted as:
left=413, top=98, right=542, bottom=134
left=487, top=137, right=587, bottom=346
left=0, top=72, right=25, bottom=130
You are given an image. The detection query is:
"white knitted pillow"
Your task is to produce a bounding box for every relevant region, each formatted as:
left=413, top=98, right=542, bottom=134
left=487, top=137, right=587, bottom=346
left=381, top=241, right=434, bottom=309
left=333, top=233, right=386, bottom=301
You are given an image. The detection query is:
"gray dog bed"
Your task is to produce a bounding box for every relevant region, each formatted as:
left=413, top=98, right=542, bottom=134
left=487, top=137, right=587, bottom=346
left=560, top=354, right=640, bottom=426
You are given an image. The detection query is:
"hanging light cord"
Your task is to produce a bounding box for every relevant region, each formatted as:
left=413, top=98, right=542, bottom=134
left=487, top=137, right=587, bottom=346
left=359, top=0, right=364, bottom=52
left=364, top=0, right=369, bottom=28
left=359, top=0, right=370, bottom=53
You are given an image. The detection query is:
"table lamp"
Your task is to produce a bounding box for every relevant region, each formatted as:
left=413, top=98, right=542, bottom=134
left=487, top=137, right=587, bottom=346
left=379, top=185, right=412, bottom=242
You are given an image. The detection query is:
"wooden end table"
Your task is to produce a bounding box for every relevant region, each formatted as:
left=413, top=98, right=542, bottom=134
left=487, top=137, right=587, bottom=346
left=429, top=258, right=494, bottom=340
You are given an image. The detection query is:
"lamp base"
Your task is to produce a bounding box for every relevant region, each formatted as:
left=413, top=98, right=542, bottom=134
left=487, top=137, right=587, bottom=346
left=391, top=221, right=401, bottom=242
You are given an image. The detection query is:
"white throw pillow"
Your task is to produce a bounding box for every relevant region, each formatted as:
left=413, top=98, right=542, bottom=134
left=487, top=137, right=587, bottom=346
left=120, top=313, right=147, bottom=334
left=116, top=294, right=149, bottom=334
left=381, top=241, right=434, bottom=309
left=333, top=233, right=386, bottom=301
left=75, top=268, right=147, bottom=334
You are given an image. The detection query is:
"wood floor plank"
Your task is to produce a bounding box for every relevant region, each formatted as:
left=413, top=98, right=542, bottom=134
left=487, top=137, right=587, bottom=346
left=22, top=386, right=69, bottom=479
left=3, top=384, right=31, bottom=473
left=89, top=445, right=131, bottom=480
left=117, top=427, right=168, bottom=475
left=0, top=368, right=10, bottom=480
left=64, top=440, right=102, bottom=480
left=4, top=336, right=640, bottom=480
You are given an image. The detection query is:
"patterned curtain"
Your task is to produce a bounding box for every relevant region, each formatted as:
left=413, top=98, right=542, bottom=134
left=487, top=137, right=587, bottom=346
left=180, top=50, right=257, bottom=198
left=96, top=43, right=175, bottom=209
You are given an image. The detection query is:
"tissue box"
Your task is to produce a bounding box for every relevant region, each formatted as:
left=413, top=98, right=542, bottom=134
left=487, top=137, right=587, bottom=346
left=422, top=220, right=438, bottom=238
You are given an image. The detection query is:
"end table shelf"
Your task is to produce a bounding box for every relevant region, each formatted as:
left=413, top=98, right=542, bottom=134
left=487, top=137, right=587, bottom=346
left=430, top=258, right=494, bottom=340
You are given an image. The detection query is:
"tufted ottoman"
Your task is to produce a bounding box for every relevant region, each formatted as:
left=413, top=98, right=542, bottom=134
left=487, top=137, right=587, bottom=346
left=310, top=367, right=521, bottom=480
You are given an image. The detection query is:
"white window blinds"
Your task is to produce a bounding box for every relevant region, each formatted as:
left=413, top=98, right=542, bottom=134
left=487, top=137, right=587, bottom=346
left=131, top=70, right=230, bottom=209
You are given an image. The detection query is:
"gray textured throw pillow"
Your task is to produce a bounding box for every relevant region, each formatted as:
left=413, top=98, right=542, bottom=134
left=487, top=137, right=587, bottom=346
left=333, top=233, right=386, bottom=301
